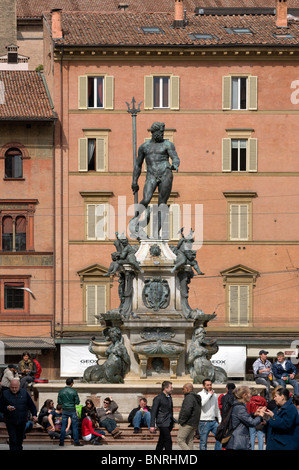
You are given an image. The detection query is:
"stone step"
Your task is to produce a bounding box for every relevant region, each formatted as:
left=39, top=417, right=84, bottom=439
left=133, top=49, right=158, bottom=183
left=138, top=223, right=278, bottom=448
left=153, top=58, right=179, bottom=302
left=0, top=423, right=208, bottom=446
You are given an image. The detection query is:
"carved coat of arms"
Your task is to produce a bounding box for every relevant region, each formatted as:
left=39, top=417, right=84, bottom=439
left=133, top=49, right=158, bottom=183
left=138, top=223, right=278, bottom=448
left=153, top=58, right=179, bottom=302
left=142, top=277, right=170, bottom=312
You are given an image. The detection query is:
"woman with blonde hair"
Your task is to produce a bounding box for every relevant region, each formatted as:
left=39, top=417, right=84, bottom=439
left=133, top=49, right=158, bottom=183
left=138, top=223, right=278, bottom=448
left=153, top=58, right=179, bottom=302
left=225, top=386, right=266, bottom=450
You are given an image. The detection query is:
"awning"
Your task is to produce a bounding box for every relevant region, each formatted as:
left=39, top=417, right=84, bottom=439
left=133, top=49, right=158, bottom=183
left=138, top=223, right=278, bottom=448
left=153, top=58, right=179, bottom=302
left=0, top=337, right=56, bottom=354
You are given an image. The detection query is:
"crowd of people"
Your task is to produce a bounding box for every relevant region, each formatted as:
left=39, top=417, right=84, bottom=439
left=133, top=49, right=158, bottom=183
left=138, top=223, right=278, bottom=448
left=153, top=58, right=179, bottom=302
left=0, top=349, right=299, bottom=450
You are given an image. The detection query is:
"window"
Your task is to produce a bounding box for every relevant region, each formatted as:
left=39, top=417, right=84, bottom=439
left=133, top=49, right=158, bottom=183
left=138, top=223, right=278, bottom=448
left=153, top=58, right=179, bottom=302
left=225, top=27, right=253, bottom=35
left=88, top=77, right=103, bottom=108
left=87, top=204, right=108, bottom=240
left=4, top=282, right=24, bottom=309
left=141, top=26, right=164, bottom=34
left=80, top=191, right=114, bottom=241
left=221, top=264, right=259, bottom=327
left=2, top=216, right=26, bottom=252
left=222, top=135, right=257, bottom=172
left=5, top=148, right=23, bottom=178
left=231, top=77, right=247, bottom=110
left=0, top=276, right=31, bottom=314
left=77, top=264, right=111, bottom=326
left=86, top=284, right=106, bottom=324
left=188, top=33, right=217, bottom=40
left=144, top=75, right=180, bottom=110
left=154, top=77, right=169, bottom=108
left=229, top=203, right=249, bottom=241
left=228, top=284, right=249, bottom=326
left=0, top=200, right=37, bottom=252
left=231, top=139, right=247, bottom=171
left=223, top=75, right=257, bottom=111
left=78, top=130, right=109, bottom=172
left=224, top=191, right=257, bottom=241
left=78, top=75, right=114, bottom=110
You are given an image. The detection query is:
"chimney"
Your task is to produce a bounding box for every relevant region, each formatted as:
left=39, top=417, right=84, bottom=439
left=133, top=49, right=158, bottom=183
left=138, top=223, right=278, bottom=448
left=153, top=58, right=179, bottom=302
left=276, top=0, right=288, bottom=28
left=51, top=8, right=63, bottom=39
left=173, top=0, right=185, bottom=28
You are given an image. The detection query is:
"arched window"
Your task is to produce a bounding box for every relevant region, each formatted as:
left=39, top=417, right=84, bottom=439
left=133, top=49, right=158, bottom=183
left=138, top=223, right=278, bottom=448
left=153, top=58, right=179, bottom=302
left=5, top=147, right=23, bottom=178
left=1, top=215, right=26, bottom=251
left=15, top=216, right=26, bottom=251
left=2, top=216, right=13, bottom=251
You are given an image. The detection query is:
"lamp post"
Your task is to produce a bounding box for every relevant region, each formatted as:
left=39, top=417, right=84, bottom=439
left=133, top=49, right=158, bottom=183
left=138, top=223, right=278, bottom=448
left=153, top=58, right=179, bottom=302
left=126, top=97, right=142, bottom=206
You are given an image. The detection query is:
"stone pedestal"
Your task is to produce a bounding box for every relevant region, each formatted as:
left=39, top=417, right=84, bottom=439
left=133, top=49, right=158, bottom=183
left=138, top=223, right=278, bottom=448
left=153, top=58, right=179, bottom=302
left=86, top=237, right=226, bottom=384
left=123, top=317, right=194, bottom=380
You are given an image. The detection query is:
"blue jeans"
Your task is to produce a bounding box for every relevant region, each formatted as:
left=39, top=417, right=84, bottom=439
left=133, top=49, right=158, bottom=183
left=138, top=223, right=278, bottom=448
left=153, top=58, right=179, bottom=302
left=133, top=410, right=151, bottom=429
left=199, top=420, right=222, bottom=450
left=100, top=418, right=117, bottom=434
left=249, top=427, right=264, bottom=450
left=60, top=410, right=80, bottom=444
left=277, top=377, right=299, bottom=395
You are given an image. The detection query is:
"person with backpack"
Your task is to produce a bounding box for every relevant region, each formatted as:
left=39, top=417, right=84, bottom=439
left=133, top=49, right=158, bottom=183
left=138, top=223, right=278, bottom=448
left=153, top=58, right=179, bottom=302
left=224, top=386, right=266, bottom=450
left=220, top=383, right=236, bottom=419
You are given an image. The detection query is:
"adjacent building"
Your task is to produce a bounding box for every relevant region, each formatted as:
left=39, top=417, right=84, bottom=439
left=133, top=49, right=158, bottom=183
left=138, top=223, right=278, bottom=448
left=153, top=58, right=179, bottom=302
left=40, top=0, right=299, bottom=379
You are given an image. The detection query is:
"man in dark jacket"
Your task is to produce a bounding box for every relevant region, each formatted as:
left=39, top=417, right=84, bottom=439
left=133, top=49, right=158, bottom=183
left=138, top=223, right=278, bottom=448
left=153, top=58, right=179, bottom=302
left=272, top=352, right=299, bottom=395
left=128, top=397, right=151, bottom=433
left=150, top=380, right=174, bottom=450
left=57, top=377, right=82, bottom=447
left=0, top=379, right=37, bottom=450
left=177, top=383, right=201, bottom=450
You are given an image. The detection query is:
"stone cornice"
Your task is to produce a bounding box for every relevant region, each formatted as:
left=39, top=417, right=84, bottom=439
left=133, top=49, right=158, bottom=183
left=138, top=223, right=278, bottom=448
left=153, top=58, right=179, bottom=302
left=54, top=45, right=299, bottom=62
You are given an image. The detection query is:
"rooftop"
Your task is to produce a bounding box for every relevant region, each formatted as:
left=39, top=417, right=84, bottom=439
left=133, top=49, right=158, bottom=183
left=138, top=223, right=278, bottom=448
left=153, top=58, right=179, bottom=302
left=16, top=0, right=299, bottom=18
left=46, top=10, right=299, bottom=48
left=0, top=71, right=55, bottom=121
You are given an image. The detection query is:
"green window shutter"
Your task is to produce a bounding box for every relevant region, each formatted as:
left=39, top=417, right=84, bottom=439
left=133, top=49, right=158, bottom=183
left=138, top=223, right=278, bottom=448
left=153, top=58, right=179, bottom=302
left=96, top=138, right=106, bottom=171
left=222, top=138, right=231, bottom=172
left=144, top=75, right=153, bottom=110
left=78, top=76, right=88, bottom=109
left=248, top=138, right=257, bottom=172
left=248, top=76, right=258, bottom=110
left=222, top=76, right=231, bottom=110
left=104, top=76, right=114, bottom=110
left=170, top=204, right=181, bottom=240
left=78, top=137, right=88, bottom=172
left=170, top=76, right=180, bottom=110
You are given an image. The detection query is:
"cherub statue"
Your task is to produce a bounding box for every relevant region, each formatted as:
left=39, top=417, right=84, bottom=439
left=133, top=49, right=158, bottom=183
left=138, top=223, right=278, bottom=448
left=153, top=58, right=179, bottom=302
left=104, top=232, right=143, bottom=276
left=171, top=228, right=204, bottom=275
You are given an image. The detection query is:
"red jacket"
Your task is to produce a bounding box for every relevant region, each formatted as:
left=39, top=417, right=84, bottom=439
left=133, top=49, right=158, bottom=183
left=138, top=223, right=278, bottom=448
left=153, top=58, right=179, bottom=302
left=247, top=395, right=267, bottom=414
left=33, top=359, right=42, bottom=379
left=81, top=417, right=103, bottom=438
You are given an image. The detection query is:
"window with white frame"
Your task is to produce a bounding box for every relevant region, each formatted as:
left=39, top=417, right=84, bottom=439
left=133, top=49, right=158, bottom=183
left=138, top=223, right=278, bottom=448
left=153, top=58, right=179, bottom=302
left=153, top=76, right=170, bottom=108
left=144, top=75, right=180, bottom=110
left=223, top=75, right=257, bottom=111
left=88, top=77, right=104, bottom=108
left=78, top=75, right=114, bottom=110
left=231, top=77, right=247, bottom=110
left=222, top=135, right=257, bottom=172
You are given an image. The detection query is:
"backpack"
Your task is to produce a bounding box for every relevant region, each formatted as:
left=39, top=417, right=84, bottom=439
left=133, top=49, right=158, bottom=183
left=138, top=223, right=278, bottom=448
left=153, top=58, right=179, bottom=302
left=215, top=402, right=241, bottom=446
